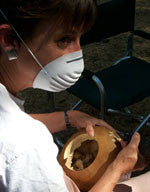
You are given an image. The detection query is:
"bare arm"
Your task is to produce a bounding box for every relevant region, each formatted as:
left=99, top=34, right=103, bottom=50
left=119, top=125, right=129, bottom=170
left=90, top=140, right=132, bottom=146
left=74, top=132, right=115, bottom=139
left=29, top=110, right=114, bottom=135
left=89, top=162, right=121, bottom=192
left=30, top=111, right=66, bottom=133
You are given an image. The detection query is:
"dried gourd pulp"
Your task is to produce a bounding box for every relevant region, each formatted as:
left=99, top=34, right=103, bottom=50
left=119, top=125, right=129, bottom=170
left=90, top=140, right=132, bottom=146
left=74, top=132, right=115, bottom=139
left=72, top=139, right=98, bottom=170
left=63, top=134, right=99, bottom=171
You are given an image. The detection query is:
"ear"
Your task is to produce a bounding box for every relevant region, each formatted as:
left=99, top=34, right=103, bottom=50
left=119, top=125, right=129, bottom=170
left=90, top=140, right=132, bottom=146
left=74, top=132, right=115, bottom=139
left=0, top=24, right=19, bottom=53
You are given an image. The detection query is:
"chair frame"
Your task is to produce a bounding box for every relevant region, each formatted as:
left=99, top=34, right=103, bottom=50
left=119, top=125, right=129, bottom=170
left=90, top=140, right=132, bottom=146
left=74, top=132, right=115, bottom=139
left=70, top=0, right=150, bottom=123
left=71, top=31, right=150, bottom=124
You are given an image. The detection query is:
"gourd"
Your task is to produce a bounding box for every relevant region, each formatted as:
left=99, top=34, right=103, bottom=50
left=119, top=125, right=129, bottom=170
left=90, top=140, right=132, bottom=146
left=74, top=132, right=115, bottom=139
left=58, top=126, right=122, bottom=192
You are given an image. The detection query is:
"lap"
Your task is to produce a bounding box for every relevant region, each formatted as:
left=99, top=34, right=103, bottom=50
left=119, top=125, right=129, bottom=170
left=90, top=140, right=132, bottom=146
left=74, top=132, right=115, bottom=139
left=113, top=171, right=150, bottom=192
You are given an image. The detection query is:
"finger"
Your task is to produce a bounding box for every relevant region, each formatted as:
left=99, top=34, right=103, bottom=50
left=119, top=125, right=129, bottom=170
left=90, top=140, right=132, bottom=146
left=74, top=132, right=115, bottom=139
left=120, top=140, right=127, bottom=148
left=86, top=125, right=94, bottom=137
left=128, top=132, right=141, bottom=148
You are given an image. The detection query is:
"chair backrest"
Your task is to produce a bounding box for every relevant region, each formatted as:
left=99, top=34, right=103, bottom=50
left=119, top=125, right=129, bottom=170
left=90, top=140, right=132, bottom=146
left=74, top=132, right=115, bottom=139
left=81, top=0, right=136, bottom=46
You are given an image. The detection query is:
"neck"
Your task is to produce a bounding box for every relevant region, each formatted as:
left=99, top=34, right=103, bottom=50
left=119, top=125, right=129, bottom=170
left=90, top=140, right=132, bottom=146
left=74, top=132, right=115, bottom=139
left=0, top=55, right=28, bottom=95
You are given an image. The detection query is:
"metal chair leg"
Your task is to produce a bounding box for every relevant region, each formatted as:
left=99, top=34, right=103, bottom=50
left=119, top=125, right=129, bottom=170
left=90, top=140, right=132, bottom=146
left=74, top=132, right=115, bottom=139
left=92, top=75, right=106, bottom=120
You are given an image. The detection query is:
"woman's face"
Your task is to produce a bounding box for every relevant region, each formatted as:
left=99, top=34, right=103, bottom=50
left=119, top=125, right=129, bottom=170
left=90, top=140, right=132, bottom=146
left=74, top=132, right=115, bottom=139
left=13, top=20, right=82, bottom=90
left=29, top=22, right=82, bottom=65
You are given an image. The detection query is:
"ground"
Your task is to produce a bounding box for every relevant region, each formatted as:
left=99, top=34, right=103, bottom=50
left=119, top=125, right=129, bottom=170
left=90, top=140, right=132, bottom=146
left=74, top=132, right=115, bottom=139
left=20, top=0, right=150, bottom=175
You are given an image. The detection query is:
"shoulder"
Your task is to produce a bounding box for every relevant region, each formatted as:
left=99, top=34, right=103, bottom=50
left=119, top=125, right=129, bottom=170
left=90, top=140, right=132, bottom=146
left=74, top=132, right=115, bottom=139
left=0, top=107, right=57, bottom=155
left=0, top=84, right=57, bottom=160
left=0, top=83, right=21, bottom=113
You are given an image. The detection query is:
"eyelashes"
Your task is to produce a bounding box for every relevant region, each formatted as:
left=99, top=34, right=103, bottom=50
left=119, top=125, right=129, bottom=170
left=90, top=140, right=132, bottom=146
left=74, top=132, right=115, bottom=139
left=55, top=35, right=77, bottom=48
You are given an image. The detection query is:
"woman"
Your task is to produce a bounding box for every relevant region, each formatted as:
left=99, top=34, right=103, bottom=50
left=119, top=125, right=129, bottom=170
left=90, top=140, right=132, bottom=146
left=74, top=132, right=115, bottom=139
left=0, top=0, right=149, bottom=191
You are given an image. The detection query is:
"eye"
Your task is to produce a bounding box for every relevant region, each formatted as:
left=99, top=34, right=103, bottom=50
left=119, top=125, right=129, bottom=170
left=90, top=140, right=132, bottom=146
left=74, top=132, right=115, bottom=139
left=56, top=36, right=75, bottom=48
left=59, top=36, right=72, bottom=43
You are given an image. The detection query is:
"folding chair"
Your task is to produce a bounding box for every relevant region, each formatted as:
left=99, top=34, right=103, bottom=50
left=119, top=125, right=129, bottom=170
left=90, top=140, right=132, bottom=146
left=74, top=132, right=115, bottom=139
left=67, top=0, right=150, bottom=121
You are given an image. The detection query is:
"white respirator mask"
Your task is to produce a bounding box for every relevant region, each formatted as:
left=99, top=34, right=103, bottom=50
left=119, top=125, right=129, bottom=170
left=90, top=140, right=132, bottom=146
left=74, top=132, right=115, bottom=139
left=0, top=9, right=84, bottom=92
left=33, top=50, right=84, bottom=92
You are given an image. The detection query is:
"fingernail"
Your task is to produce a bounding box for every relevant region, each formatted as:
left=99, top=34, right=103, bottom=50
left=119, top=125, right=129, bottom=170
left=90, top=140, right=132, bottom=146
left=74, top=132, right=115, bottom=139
left=89, top=130, right=94, bottom=137
left=135, top=132, right=140, bottom=137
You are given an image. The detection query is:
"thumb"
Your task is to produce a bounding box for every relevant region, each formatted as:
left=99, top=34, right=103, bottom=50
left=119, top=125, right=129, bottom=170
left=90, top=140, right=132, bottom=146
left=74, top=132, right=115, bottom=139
left=128, top=132, right=141, bottom=148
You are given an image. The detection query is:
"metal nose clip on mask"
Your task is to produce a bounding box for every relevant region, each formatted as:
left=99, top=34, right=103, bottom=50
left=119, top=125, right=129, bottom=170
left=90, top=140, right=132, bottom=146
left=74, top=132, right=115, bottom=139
left=0, top=9, right=84, bottom=92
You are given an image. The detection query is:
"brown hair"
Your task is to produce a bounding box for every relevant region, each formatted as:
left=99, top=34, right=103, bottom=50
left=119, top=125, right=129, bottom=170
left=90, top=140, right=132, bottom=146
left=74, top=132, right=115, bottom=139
left=0, top=0, right=97, bottom=42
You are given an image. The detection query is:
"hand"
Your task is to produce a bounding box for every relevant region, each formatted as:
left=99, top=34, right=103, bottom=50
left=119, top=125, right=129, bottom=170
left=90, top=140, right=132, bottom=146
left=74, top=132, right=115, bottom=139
left=68, top=110, right=115, bottom=137
left=133, top=152, right=146, bottom=171
left=113, top=132, right=140, bottom=175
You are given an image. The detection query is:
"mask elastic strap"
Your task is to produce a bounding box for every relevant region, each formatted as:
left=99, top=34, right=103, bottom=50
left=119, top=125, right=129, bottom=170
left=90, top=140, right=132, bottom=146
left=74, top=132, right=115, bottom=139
left=0, top=8, right=48, bottom=75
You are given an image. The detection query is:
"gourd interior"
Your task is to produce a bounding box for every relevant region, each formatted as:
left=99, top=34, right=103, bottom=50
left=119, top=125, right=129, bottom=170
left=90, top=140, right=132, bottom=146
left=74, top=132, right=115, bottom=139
left=64, top=134, right=99, bottom=171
